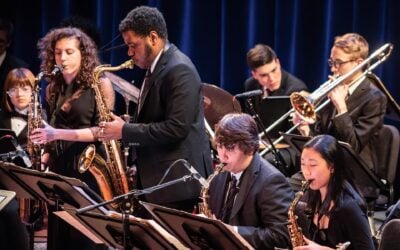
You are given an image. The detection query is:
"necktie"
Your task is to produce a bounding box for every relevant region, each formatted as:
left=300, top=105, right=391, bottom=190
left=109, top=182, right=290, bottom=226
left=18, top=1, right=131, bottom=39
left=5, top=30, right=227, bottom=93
left=137, top=70, right=151, bottom=114
left=221, top=176, right=239, bottom=223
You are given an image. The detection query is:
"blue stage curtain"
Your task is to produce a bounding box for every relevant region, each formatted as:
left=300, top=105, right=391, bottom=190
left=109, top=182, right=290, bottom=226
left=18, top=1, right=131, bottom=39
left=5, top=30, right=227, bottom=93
left=1, top=0, right=399, bottom=106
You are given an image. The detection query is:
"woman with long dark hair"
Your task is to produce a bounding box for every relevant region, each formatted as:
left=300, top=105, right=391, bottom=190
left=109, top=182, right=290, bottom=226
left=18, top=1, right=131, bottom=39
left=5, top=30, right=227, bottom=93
left=294, top=134, right=374, bottom=250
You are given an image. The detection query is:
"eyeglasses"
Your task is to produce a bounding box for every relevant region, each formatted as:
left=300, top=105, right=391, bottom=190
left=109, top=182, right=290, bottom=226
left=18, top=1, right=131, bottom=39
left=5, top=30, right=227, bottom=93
left=327, top=58, right=356, bottom=68
left=6, top=87, right=32, bottom=97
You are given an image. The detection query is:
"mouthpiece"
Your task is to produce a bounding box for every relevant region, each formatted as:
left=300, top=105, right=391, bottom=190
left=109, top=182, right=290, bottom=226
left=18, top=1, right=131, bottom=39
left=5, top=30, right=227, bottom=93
left=51, top=65, right=63, bottom=75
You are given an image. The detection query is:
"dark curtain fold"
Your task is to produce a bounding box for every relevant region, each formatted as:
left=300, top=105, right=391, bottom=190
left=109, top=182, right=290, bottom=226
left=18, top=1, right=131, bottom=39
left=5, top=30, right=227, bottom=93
left=1, top=0, right=399, bottom=113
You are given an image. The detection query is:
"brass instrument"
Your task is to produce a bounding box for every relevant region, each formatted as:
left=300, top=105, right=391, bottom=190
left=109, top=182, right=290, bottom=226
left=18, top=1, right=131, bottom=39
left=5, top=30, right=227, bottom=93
left=198, top=162, right=225, bottom=218
left=78, top=60, right=134, bottom=207
left=23, top=65, right=61, bottom=228
left=260, top=43, right=393, bottom=156
left=287, top=180, right=310, bottom=248
left=27, top=80, right=44, bottom=170
left=287, top=180, right=350, bottom=250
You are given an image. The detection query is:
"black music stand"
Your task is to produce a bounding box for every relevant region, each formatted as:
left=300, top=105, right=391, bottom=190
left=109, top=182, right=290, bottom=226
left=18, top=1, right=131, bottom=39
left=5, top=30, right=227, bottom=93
left=76, top=210, right=187, bottom=250
left=0, top=161, right=110, bottom=250
left=0, top=189, right=16, bottom=211
left=281, top=133, right=386, bottom=191
left=258, top=96, right=292, bottom=138
left=141, top=201, right=254, bottom=250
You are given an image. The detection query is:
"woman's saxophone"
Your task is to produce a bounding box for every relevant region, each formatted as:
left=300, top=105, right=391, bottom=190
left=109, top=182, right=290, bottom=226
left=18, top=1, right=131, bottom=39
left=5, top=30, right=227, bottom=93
left=27, top=84, right=43, bottom=170
left=78, top=60, right=134, bottom=206
left=27, top=66, right=62, bottom=170
left=198, top=162, right=225, bottom=218
left=287, top=180, right=310, bottom=248
left=287, top=181, right=351, bottom=250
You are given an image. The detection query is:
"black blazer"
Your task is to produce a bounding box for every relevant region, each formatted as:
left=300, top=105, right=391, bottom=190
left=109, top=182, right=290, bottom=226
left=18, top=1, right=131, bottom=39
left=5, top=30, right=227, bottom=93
left=209, top=154, right=293, bottom=249
left=312, top=77, right=387, bottom=170
left=0, top=111, right=28, bottom=148
left=122, top=44, right=212, bottom=204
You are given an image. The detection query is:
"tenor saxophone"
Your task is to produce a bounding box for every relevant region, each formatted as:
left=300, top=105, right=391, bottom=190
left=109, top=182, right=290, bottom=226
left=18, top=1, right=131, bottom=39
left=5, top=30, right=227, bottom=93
left=198, top=162, right=225, bottom=218
left=78, top=60, right=134, bottom=206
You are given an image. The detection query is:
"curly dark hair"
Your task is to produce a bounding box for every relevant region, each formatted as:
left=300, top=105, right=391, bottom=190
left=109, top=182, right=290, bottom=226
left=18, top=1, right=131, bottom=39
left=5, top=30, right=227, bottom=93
left=37, top=27, right=100, bottom=88
left=119, top=6, right=168, bottom=40
left=214, top=113, right=260, bottom=155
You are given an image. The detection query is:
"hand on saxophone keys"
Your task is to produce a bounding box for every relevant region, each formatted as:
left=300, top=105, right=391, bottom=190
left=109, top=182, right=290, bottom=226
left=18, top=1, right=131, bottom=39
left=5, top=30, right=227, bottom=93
left=30, top=120, right=56, bottom=144
left=97, top=112, right=125, bottom=141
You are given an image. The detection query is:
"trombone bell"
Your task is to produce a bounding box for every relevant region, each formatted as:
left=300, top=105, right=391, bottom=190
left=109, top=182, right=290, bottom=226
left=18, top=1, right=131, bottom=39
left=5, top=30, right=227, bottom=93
left=290, top=92, right=317, bottom=124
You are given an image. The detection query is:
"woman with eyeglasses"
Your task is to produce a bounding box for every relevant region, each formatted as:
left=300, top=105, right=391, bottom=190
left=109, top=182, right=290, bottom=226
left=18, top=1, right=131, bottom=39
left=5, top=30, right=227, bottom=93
left=0, top=67, right=35, bottom=149
left=294, top=134, right=374, bottom=250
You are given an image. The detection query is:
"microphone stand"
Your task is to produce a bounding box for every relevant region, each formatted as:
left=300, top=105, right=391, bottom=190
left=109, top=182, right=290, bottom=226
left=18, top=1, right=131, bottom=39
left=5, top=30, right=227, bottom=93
left=244, top=98, right=289, bottom=176
left=76, top=174, right=194, bottom=250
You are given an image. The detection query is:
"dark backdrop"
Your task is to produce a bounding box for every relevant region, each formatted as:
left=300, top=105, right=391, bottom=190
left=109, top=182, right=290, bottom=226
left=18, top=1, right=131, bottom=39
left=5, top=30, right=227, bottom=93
left=1, top=0, right=399, bottom=115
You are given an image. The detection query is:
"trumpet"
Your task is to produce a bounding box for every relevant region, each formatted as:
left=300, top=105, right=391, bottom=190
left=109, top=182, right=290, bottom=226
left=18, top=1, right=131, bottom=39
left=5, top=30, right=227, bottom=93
left=260, top=43, right=393, bottom=156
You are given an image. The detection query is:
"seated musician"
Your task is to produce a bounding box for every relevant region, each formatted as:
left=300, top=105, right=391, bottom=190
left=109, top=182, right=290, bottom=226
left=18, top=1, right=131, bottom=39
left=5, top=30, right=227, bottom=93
left=208, top=113, right=293, bottom=249
left=294, top=135, right=374, bottom=250
left=243, top=44, right=309, bottom=175
left=292, top=33, right=387, bottom=173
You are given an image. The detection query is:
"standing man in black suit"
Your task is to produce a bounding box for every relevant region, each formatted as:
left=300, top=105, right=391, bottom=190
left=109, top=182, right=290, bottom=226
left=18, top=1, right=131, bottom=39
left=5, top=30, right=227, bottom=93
left=99, top=6, right=212, bottom=212
left=0, top=18, right=29, bottom=110
left=208, top=113, right=293, bottom=249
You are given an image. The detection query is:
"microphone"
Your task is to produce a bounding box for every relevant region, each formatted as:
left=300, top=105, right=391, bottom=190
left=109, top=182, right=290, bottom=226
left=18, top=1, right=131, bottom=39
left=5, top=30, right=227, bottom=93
left=51, top=65, right=63, bottom=75
left=6, top=135, right=32, bottom=168
left=182, top=160, right=208, bottom=188
left=234, top=89, right=263, bottom=99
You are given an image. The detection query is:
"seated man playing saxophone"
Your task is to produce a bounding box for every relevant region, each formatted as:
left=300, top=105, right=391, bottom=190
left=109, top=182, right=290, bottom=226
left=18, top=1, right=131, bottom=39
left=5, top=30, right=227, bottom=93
left=208, top=113, right=293, bottom=249
left=292, top=33, right=387, bottom=172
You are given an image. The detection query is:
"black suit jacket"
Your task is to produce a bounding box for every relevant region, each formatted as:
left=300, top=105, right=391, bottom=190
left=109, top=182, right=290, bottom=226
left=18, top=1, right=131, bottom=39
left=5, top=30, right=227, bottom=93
left=312, top=76, right=387, bottom=169
left=122, top=44, right=212, bottom=204
left=0, top=111, right=28, bottom=148
left=209, top=154, right=293, bottom=249
left=0, top=53, right=29, bottom=110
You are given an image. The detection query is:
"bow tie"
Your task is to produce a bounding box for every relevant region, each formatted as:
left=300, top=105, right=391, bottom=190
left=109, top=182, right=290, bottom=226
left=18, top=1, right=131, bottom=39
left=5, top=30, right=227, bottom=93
left=11, top=111, right=28, bottom=119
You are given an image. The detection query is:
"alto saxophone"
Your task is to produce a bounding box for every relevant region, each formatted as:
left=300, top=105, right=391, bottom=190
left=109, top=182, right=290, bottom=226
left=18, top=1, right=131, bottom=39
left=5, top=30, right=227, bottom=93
left=287, top=181, right=351, bottom=250
left=287, top=180, right=310, bottom=248
left=78, top=60, right=134, bottom=207
left=198, top=162, right=225, bottom=218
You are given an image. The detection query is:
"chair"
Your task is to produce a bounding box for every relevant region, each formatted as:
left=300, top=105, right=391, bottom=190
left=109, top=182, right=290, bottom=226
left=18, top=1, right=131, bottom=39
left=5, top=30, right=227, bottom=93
left=378, top=219, right=400, bottom=250
left=372, top=124, right=400, bottom=205
left=366, top=124, right=400, bottom=236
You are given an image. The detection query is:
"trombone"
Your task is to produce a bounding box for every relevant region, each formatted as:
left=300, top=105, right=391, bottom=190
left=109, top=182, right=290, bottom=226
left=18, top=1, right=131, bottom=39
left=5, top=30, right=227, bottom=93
left=260, top=43, right=393, bottom=156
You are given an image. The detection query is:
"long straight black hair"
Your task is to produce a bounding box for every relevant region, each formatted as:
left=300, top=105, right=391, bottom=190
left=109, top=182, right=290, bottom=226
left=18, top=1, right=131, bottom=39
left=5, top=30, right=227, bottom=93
left=303, top=135, right=365, bottom=217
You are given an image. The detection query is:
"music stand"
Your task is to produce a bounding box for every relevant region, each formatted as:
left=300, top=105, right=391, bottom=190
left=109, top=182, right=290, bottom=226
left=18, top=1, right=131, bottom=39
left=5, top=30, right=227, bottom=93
left=258, top=96, right=292, bottom=138
left=0, top=189, right=16, bottom=211
left=76, top=210, right=187, bottom=250
left=281, top=133, right=386, bottom=190
left=141, top=201, right=254, bottom=250
left=0, top=161, right=107, bottom=211
left=0, top=161, right=111, bottom=249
